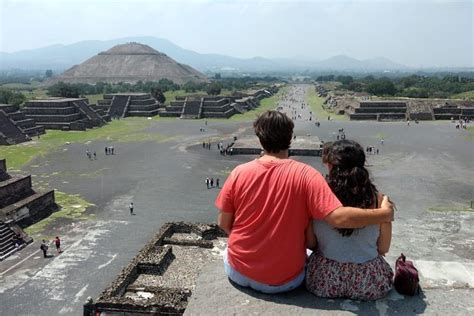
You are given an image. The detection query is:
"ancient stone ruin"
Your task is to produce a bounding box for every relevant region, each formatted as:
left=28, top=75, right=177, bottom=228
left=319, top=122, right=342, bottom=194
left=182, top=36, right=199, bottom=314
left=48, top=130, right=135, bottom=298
left=0, top=104, right=45, bottom=145
left=432, top=103, right=474, bottom=120
left=159, top=86, right=278, bottom=119
left=95, top=93, right=162, bottom=118
left=350, top=101, right=408, bottom=121
left=21, top=98, right=108, bottom=131
left=0, top=159, right=57, bottom=260
left=83, top=222, right=226, bottom=315
left=50, top=42, right=207, bottom=85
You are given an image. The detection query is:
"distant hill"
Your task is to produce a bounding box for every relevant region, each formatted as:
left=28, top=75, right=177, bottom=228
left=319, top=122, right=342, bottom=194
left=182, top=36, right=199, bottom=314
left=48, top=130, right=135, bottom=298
left=0, top=36, right=411, bottom=72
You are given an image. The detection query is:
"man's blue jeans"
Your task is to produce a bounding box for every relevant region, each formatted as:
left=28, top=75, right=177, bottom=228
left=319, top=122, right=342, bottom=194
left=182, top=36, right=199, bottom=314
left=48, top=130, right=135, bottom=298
left=223, top=248, right=305, bottom=294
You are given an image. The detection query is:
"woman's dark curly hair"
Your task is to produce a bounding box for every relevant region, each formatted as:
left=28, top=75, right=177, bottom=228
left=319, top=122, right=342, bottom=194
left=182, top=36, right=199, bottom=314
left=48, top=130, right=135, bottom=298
left=322, top=140, right=378, bottom=236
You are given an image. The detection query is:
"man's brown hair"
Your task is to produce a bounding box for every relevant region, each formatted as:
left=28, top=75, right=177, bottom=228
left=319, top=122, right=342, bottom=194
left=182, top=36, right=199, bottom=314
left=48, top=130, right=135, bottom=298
left=253, top=110, right=294, bottom=153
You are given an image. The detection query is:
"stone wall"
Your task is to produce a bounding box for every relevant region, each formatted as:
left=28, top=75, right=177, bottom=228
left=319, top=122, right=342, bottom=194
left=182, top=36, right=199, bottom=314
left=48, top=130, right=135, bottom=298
left=84, top=222, right=226, bottom=315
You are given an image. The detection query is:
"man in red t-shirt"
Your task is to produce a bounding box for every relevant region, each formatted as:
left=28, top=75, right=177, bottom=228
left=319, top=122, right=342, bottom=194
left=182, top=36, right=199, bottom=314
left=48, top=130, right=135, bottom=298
left=215, top=110, right=394, bottom=294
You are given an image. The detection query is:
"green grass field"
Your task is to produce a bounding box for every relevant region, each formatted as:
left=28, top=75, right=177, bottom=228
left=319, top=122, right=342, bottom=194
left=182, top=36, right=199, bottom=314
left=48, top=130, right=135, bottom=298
left=24, top=191, right=95, bottom=238
left=452, top=90, right=474, bottom=100
left=0, top=118, right=171, bottom=169
left=306, top=87, right=347, bottom=121
left=84, top=94, right=103, bottom=105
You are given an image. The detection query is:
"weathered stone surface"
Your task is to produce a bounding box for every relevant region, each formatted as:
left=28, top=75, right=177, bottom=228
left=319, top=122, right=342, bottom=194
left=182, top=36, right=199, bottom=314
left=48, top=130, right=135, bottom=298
left=185, top=260, right=474, bottom=315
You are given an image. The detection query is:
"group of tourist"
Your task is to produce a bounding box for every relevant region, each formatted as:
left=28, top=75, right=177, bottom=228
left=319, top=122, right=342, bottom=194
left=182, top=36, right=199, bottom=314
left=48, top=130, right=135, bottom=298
left=366, top=146, right=380, bottom=155
left=218, top=143, right=234, bottom=156
left=86, top=150, right=97, bottom=160
left=455, top=118, right=470, bottom=129
left=205, top=177, right=220, bottom=189
left=336, top=128, right=346, bottom=141
left=105, top=146, right=115, bottom=155
left=40, top=236, right=62, bottom=258
left=216, top=110, right=394, bottom=300
left=85, top=146, right=116, bottom=160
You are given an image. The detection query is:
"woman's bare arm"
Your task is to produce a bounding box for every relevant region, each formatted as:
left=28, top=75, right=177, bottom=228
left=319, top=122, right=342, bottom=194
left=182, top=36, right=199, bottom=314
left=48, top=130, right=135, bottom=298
left=376, top=193, right=392, bottom=255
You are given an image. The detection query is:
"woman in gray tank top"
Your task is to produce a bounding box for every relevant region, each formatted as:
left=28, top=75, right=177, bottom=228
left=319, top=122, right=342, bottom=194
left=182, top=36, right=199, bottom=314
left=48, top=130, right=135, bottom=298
left=305, top=140, right=393, bottom=300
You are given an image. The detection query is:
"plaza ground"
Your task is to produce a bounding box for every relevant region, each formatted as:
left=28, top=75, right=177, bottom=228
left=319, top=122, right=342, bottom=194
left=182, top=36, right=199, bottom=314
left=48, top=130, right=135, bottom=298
left=0, top=84, right=473, bottom=315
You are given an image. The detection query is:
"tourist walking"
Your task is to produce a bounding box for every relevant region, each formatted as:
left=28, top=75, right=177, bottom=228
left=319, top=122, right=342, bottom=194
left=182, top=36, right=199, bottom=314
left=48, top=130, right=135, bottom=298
left=40, top=240, right=48, bottom=258
left=216, top=178, right=220, bottom=188
left=54, top=236, right=62, bottom=254
left=210, top=178, right=214, bottom=188
left=206, top=177, right=210, bottom=189
left=129, top=202, right=134, bottom=215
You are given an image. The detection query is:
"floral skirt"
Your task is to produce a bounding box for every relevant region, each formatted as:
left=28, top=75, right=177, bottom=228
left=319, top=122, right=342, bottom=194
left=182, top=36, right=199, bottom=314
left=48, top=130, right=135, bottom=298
left=306, top=252, right=393, bottom=301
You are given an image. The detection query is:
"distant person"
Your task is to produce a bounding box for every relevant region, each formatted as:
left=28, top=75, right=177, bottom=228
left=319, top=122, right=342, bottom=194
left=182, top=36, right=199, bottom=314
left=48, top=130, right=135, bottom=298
left=40, top=240, right=48, bottom=258
left=54, top=236, right=62, bottom=254
left=306, top=140, right=393, bottom=300
left=216, top=111, right=394, bottom=294
left=216, top=178, right=220, bottom=188
left=129, top=202, right=134, bottom=215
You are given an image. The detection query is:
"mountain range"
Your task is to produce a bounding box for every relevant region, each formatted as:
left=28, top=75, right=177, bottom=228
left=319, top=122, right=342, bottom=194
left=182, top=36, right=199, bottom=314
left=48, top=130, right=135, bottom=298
left=0, top=36, right=410, bottom=73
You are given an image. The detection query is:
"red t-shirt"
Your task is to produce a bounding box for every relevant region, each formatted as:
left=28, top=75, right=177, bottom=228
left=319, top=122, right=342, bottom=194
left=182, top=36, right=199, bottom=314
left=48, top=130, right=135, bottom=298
left=215, top=158, right=342, bottom=285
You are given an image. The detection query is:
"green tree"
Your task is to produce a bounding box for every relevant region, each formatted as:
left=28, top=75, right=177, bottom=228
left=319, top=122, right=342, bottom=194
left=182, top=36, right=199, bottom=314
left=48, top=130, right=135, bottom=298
left=366, top=78, right=397, bottom=96
left=206, top=82, right=222, bottom=95
left=48, top=82, right=80, bottom=98
left=151, top=87, right=166, bottom=104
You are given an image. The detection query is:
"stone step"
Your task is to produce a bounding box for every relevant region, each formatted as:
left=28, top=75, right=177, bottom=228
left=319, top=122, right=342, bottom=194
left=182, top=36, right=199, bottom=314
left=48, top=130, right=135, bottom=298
left=414, top=260, right=474, bottom=289
left=0, top=229, right=14, bottom=244
left=0, top=175, right=33, bottom=208
left=0, top=190, right=55, bottom=225
left=0, top=243, right=15, bottom=257
left=15, top=118, right=35, bottom=129
left=25, top=113, right=83, bottom=122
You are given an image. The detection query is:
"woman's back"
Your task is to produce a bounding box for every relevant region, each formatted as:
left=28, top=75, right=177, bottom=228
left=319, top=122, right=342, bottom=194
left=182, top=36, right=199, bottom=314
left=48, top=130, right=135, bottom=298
left=306, top=140, right=393, bottom=301
left=313, top=221, right=379, bottom=264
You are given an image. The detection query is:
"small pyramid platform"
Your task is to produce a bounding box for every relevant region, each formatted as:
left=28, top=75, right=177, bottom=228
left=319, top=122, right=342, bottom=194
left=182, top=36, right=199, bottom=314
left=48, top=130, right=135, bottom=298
left=159, top=86, right=279, bottom=119
left=96, top=93, right=162, bottom=118
left=0, top=104, right=45, bottom=145
left=21, top=98, right=109, bottom=131
left=0, top=159, right=57, bottom=260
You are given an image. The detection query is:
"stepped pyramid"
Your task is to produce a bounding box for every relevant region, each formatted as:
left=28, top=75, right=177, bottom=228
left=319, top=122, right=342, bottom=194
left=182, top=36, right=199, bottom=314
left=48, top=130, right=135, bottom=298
left=0, top=104, right=45, bottom=145
left=52, top=42, right=207, bottom=85
left=0, top=159, right=57, bottom=260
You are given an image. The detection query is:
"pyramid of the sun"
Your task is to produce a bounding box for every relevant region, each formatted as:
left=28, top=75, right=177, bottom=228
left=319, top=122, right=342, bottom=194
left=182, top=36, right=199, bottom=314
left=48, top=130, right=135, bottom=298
left=53, top=42, right=207, bottom=85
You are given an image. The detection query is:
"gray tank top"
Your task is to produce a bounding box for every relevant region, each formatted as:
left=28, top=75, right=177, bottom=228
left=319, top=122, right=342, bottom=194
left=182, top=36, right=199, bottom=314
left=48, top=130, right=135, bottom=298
left=313, top=220, right=380, bottom=263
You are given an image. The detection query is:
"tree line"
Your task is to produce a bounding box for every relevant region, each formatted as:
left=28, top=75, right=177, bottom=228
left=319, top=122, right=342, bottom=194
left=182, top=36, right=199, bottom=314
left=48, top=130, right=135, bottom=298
left=316, top=74, right=474, bottom=98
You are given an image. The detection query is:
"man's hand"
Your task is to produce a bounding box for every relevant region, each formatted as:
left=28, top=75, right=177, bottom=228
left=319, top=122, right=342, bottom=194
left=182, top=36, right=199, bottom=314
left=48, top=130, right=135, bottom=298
left=380, top=195, right=395, bottom=222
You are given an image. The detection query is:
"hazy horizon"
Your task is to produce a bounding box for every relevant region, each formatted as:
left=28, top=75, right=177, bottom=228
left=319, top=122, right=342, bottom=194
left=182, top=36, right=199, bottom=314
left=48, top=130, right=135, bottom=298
left=1, top=0, right=473, bottom=68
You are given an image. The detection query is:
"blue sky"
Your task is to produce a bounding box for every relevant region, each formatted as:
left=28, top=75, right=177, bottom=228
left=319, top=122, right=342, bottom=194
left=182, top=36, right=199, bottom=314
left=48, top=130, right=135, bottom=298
left=0, top=0, right=472, bottom=67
